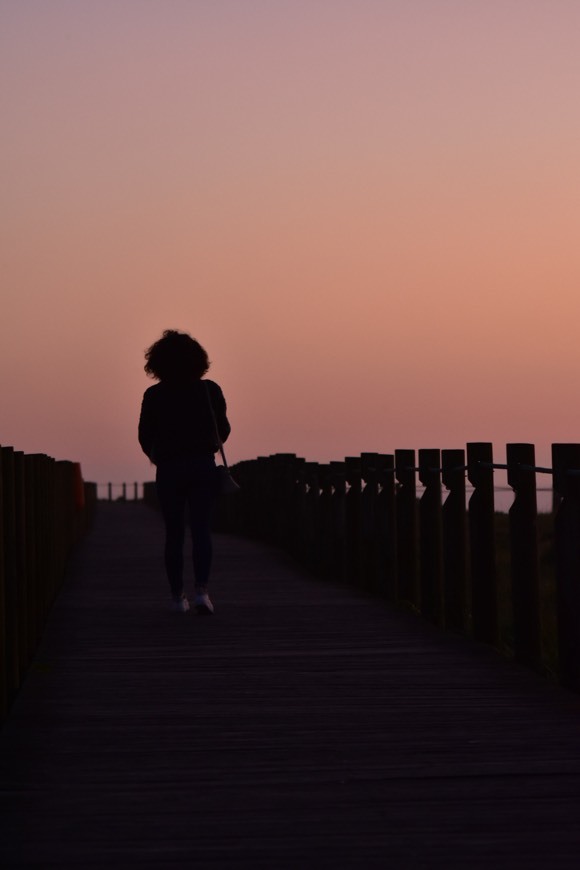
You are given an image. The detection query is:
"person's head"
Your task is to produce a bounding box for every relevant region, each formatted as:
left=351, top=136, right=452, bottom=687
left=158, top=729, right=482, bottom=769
left=144, top=330, right=210, bottom=381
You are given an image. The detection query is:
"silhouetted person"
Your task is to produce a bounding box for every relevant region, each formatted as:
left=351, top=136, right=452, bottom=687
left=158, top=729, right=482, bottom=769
left=138, top=330, right=231, bottom=614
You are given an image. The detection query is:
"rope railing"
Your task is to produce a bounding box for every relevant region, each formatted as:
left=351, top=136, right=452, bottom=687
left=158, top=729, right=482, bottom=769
left=357, top=462, right=555, bottom=475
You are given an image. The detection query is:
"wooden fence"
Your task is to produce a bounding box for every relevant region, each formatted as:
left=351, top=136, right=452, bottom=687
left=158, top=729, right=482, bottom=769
left=208, top=442, right=580, bottom=691
left=98, top=482, right=141, bottom=501
left=0, top=446, right=97, bottom=723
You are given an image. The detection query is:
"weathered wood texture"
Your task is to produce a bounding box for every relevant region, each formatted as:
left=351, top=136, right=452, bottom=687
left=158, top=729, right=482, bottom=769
left=2, top=502, right=580, bottom=868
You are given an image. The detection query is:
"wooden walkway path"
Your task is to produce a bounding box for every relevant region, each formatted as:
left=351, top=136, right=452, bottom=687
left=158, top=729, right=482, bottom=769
left=2, top=503, right=580, bottom=869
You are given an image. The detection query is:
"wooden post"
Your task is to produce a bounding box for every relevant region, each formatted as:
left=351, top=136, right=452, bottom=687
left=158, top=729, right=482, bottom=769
left=1, top=447, right=19, bottom=705
left=108, top=482, right=112, bottom=502
left=305, top=463, right=322, bottom=572
left=330, top=461, right=347, bottom=585
left=345, top=457, right=363, bottom=587
left=441, top=449, right=467, bottom=632
left=0, top=447, right=6, bottom=721
left=23, top=455, right=39, bottom=663
left=507, top=443, right=541, bottom=669
left=287, top=457, right=306, bottom=561
left=271, top=454, right=298, bottom=549
left=376, top=454, right=397, bottom=600
left=467, top=442, right=498, bottom=645
left=252, top=457, right=271, bottom=539
left=552, top=443, right=580, bottom=690
left=418, top=449, right=443, bottom=623
left=256, top=458, right=273, bottom=542
left=53, top=462, right=65, bottom=594
left=318, top=465, right=334, bottom=581
left=395, top=449, right=418, bottom=608
left=31, top=455, right=47, bottom=636
left=360, top=453, right=380, bottom=593
left=13, top=452, right=28, bottom=682
left=122, top=482, right=127, bottom=501
left=36, top=456, right=51, bottom=622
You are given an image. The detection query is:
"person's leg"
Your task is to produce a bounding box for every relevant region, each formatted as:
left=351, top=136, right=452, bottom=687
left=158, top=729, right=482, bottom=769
left=183, top=457, right=217, bottom=606
left=156, top=463, right=188, bottom=599
left=188, top=483, right=215, bottom=591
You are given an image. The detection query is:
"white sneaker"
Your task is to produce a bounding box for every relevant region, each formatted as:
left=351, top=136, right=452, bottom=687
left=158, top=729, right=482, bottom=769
left=171, top=595, right=190, bottom=613
left=194, top=591, right=214, bottom=615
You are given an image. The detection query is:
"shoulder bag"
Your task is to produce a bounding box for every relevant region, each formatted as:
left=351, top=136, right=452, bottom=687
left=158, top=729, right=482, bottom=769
left=204, top=382, right=240, bottom=494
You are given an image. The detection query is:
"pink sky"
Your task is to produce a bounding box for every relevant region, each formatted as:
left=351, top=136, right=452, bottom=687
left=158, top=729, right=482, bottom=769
left=2, top=0, right=580, bottom=490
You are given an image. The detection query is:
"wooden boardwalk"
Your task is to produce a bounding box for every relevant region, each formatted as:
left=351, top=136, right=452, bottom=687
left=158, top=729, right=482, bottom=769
left=2, top=503, right=580, bottom=868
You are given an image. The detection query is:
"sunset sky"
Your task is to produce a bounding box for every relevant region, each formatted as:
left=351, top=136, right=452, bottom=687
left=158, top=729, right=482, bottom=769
left=2, top=0, right=580, bottom=492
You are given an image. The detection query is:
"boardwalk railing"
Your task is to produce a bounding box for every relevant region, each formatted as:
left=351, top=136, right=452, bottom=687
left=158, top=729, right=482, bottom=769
left=0, top=445, right=97, bottom=723
left=97, top=482, right=142, bottom=501
left=204, top=442, right=580, bottom=691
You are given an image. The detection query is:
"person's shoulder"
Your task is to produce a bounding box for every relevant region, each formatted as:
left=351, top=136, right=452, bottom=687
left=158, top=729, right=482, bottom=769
left=142, top=382, right=163, bottom=399
left=203, top=379, right=227, bottom=408
left=203, top=378, right=224, bottom=395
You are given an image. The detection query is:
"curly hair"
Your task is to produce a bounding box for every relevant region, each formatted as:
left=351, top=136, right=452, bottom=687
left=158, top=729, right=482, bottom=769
left=144, top=330, right=210, bottom=381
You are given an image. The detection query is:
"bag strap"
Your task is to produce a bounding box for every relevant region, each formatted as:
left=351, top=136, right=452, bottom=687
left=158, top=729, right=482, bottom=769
left=204, top=382, right=229, bottom=470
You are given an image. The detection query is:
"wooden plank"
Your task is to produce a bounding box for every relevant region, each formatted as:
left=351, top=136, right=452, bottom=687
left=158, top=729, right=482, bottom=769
left=2, top=503, right=580, bottom=868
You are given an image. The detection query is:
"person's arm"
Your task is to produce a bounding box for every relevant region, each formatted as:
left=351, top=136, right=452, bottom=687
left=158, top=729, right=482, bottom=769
left=138, top=390, right=156, bottom=461
left=209, top=382, right=231, bottom=444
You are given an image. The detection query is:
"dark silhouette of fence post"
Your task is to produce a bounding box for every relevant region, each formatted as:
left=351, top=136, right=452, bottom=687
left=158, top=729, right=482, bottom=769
left=23, top=454, right=38, bottom=664
left=317, top=465, right=334, bottom=581
left=418, top=449, right=443, bottom=623
left=330, top=461, right=347, bottom=585
left=0, top=447, right=5, bottom=721
left=36, top=454, right=55, bottom=631
left=261, top=456, right=278, bottom=543
left=108, top=482, right=112, bottom=502
left=262, top=455, right=279, bottom=544
left=29, top=455, right=44, bottom=644
left=360, top=453, right=380, bottom=593
left=292, top=461, right=307, bottom=563
left=301, top=462, right=320, bottom=571
left=287, top=457, right=306, bottom=560
left=376, top=454, right=397, bottom=600
left=0, top=447, right=8, bottom=720
left=32, top=454, right=50, bottom=662
left=395, top=449, right=418, bottom=608
left=229, top=459, right=250, bottom=537
left=345, top=457, right=362, bottom=587
left=56, top=461, right=72, bottom=593
left=2, top=447, right=19, bottom=706
left=441, top=449, right=467, bottom=632
left=13, top=452, right=27, bottom=681
left=271, top=454, right=300, bottom=549
left=507, top=443, right=541, bottom=670
left=84, top=481, right=97, bottom=526
left=467, top=442, right=498, bottom=645
left=552, top=443, right=580, bottom=690
left=252, top=457, right=271, bottom=539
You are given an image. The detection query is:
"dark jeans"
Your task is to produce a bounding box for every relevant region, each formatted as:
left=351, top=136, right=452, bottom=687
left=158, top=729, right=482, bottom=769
left=155, top=456, right=217, bottom=598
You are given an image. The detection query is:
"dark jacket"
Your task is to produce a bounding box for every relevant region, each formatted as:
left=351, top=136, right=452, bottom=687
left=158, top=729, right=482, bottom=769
left=138, top=378, right=231, bottom=464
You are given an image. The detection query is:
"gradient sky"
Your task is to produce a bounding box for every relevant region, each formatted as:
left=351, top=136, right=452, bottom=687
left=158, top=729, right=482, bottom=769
left=2, top=0, right=580, bottom=489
